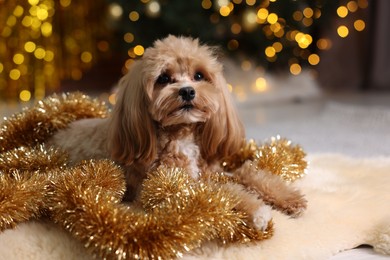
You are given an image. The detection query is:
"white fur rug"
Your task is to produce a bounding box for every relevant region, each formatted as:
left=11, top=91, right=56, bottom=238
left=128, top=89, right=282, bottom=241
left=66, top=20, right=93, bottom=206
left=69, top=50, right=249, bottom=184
left=1, top=154, right=390, bottom=260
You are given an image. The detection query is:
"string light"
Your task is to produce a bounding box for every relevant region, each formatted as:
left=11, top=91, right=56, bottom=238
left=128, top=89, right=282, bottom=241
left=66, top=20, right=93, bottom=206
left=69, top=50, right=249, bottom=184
left=337, top=6, right=348, bottom=18
left=354, top=19, right=365, bottom=31
left=0, top=0, right=110, bottom=101
left=337, top=25, right=349, bottom=38
left=290, top=63, right=301, bottom=75
left=0, top=0, right=369, bottom=102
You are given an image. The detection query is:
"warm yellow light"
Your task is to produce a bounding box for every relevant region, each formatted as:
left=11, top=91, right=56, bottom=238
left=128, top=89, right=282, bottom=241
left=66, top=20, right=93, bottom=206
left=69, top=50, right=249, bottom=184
left=295, top=33, right=312, bottom=49
left=109, top=3, right=123, bottom=19
left=337, top=25, right=349, bottom=38
left=19, top=90, right=31, bottom=102
left=31, top=17, right=42, bottom=30
left=246, top=0, right=256, bottom=6
left=25, top=41, right=36, bottom=52
left=10, top=69, right=21, bottom=80
left=0, top=63, right=3, bottom=73
left=265, top=46, right=276, bottom=57
left=227, top=83, right=233, bottom=92
left=303, top=7, right=313, bottom=18
left=124, top=33, right=134, bottom=43
left=129, top=11, right=139, bottom=21
left=272, top=42, right=283, bottom=52
left=254, top=77, right=267, bottom=92
left=354, top=19, right=365, bottom=31
left=290, top=64, right=301, bottom=75
left=34, top=47, right=46, bottom=59
left=81, top=51, right=93, bottom=63
left=201, top=0, right=212, bottom=9
left=28, top=0, right=39, bottom=6
left=347, top=1, right=358, bottom=12
left=231, top=23, right=241, bottom=34
left=134, top=45, right=145, bottom=56
left=314, top=8, right=322, bottom=19
left=13, top=53, right=25, bottom=65
left=108, top=93, right=117, bottom=105
left=36, top=8, right=49, bottom=20
left=308, top=54, right=320, bottom=65
left=7, top=16, right=17, bottom=27
left=257, top=8, right=268, bottom=20
left=13, top=5, right=24, bottom=17
left=337, top=6, right=348, bottom=18
left=146, top=1, right=161, bottom=17
left=274, top=28, right=284, bottom=38
left=243, top=10, right=257, bottom=30
left=267, top=13, right=278, bottom=24
left=43, top=50, right=54, bottom=62
left=270, top=22, right=281, bottom=32
left=22, top=16, right=32, bottom=27
left=219, top=6, right=231, bottom=16
left=41, top=22, right=52, bottom=37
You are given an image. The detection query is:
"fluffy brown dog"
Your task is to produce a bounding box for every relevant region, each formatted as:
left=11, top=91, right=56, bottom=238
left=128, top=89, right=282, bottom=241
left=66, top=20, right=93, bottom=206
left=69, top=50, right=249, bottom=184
left=48, top=36, right=306, bottom=230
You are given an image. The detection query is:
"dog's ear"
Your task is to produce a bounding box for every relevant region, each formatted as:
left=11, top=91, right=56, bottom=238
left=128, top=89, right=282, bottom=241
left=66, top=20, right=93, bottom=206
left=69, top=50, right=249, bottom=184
left=200, top=72, right=245, bottom=162
left=108, top=61, right=157, bottom=167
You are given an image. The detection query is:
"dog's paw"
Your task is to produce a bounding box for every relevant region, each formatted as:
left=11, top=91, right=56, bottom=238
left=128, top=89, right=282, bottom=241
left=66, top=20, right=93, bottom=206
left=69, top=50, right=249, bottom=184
left=251, top=205, right=272, bottom=231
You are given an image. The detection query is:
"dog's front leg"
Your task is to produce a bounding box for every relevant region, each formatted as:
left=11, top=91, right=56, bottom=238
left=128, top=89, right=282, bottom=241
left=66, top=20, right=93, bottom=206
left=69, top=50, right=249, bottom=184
left=234, top=161, right=307, bottom=217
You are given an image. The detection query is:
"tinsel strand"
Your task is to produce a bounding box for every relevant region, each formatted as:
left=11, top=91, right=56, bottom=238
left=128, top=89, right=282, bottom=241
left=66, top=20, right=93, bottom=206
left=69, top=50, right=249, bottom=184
left=50, top=164, right=272, bottom=259
left=0, top=92, right=108, bottom=153
left=0, top=171, right=50, bottom=231
left=255, top=136, right=307, bottom=182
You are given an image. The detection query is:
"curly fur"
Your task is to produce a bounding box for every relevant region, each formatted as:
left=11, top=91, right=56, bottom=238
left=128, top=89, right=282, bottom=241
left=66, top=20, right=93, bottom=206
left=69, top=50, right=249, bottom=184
left=48, top=36, right=306, bottom=230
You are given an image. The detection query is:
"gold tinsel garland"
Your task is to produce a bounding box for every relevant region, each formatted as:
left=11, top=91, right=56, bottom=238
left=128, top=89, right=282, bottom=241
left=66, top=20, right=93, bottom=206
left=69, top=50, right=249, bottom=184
left=0, top=92, right=307, bottom=259
left=0, top=92, right=108, bottom=153
left=223, top=136, right=307, bottom=182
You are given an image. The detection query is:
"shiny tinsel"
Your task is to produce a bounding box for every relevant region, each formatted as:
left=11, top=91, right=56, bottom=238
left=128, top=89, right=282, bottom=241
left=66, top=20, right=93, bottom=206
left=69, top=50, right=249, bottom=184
left=0, top=143, right=69, bottom=231
left=255, top=135, right=307, bottom=182
left=223, top=136, right=307, bottom=182
left=0, top=170, right=50, bottom=231
left=49, top=164, right=272, bottom=259
left=0, top=144, right=68, bottom=173
left=0, top=92, right=108, bottom=153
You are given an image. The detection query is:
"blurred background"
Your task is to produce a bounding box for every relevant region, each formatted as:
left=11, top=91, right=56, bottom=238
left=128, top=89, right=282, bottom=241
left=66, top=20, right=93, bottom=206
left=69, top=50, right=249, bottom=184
left=1, top=0, right=387, bottom=102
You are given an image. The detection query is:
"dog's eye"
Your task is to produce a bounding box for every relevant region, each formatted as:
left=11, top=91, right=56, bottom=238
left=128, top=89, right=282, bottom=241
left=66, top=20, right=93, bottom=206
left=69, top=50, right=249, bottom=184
left=156, top=73, right=171, bottom=85
left=194, top=72, right=204, bottom=81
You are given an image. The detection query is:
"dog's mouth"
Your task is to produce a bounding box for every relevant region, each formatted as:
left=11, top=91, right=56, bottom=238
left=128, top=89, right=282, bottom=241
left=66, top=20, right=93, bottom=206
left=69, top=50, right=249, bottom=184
left=180, top=104, right=194, bottom=111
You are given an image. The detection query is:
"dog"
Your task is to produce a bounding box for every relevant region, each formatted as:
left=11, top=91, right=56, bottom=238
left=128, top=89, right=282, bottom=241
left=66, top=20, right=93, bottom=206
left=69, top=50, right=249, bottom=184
left=48, top=36, right=306, bottom=230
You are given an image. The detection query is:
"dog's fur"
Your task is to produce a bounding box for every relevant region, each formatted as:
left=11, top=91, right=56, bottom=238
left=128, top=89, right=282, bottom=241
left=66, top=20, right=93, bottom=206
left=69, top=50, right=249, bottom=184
left=48, top=36, right=306, bottom=230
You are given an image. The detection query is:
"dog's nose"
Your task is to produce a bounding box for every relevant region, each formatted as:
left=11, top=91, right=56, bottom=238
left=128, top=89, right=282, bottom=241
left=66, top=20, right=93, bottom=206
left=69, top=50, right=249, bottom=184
left=179, top=86, right=196, bottom=101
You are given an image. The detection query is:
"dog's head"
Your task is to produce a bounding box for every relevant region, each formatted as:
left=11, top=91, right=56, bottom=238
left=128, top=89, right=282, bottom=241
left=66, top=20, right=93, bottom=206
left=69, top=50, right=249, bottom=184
left=108, top=35, right=245, bottom=166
